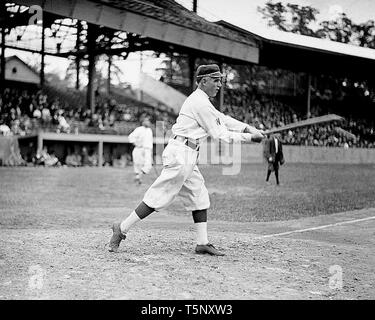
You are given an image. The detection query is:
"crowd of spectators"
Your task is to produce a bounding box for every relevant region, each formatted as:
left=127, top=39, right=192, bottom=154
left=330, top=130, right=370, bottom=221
left=23, top=143, right=118, bottom=167
left=223, top=87, right=375, bottom=148
left=64, top=146, right=99, bottom=167
left=0, top=85, right=177, bottom=138
left=1, top=83, right=375, bottom=149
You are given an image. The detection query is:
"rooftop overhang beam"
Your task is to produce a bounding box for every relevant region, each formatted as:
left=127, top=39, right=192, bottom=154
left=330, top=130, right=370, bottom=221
left=4, top=44, right=74, bottom=58
left=14, top=0, right=259, bottom=64
left=260, top=41, right=375, bottom=79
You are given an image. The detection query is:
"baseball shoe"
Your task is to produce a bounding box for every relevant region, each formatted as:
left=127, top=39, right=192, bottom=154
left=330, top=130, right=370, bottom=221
left=108, top=223, right=126, bottom=253
left=195, top=243, right=225, bottom=256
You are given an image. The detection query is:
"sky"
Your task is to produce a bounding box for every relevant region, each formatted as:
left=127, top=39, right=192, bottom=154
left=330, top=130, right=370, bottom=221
left=6, top=0, right=375, bottom=87
left=177, top=0, right=375, bottom=26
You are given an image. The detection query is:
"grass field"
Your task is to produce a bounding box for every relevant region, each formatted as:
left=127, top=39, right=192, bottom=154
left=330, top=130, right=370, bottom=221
left=0, top=163, right=375, bottom=300
left=1, top=163, right=374, bottom=226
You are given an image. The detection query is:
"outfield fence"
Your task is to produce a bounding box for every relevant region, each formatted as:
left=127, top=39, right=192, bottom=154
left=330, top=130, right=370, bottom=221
left=3, top=133, right=375, bottom=167
left=197, top=142, right=375, bottom=165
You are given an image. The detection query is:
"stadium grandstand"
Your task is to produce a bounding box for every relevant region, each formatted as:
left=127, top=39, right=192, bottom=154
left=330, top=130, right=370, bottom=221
left=1, top=0, right=374, bottom=167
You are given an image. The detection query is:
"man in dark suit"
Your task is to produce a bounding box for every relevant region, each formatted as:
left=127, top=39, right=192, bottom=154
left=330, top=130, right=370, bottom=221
left=264, top=133, right=285, bottom=185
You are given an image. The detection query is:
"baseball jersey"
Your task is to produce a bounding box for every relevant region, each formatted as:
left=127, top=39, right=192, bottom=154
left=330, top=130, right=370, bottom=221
left=171, top=88, right=258, bottom=143
left=128, top=126, right=153, bottom=149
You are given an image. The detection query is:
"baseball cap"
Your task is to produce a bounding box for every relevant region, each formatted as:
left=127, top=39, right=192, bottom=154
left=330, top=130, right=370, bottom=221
left=196, top=64, right=224, bottom=78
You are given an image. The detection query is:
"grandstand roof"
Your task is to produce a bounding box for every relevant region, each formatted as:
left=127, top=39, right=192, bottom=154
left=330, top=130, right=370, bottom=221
left=216, top=21, right=375, bottom=78
left=91, top=0, right=256, bottom=46
left=253, top=27, right=375, bottom=62
left=14, top=0, right=259, bottom=63
left=9, top=0, right=375, bottom=79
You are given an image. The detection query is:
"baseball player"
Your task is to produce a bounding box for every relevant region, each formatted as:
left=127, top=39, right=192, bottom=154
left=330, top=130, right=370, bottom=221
left=128, top=117, right=153, bottom=184
left=108, top=64, right=264, bottom=256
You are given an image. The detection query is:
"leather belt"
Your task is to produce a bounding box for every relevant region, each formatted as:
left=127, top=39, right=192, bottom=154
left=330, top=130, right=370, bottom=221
left=173, top=135, right=200, bottom=151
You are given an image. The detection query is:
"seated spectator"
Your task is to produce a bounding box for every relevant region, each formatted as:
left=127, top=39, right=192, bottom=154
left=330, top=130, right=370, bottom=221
left=88, top=113, right=100, bottom=127
left=87, top=149, right=98, bottom=166
left=0, top=122, right=11, bottom=136
left=57, top=111, right=70, bottom=133
left=10, top=119, right=25, bottom=136
left=24, top=142, right=37, bottom=164
left=81, top=146, right=90, bottom=166
left=33, top=107, right=42, bottom=119
left=35, top=146, right=60, bottom=166
left=44, top=149, right=61, bottom=166
left=65, top=148, right=82, bottom=167
left=41, top=106, right=52, bottom=126
left=112, top=154, right=128, bottom=168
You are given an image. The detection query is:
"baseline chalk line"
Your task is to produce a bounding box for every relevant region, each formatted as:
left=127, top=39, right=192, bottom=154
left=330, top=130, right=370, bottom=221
left=258, top=215, right=375, bottom=239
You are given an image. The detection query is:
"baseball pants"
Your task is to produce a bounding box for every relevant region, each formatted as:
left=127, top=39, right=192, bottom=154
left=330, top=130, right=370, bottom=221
left=132, top=147, right=153, bottom=175
left=142, top=139, right=210, bottom=211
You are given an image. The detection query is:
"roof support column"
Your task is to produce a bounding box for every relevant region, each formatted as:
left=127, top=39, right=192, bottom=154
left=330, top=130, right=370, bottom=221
left=98, top=140, right=103, bottom=167
left=140, top=51, right=143, bottom=102
left=107, top=55, right=112, bottom=95
left=40, top=12, right=45, bottom=87
left=0, top=18, right=6, bottom=85
left=307, top=73, right=311, bottom=118
left=86, top=23, right=98, bottom=113
left=192, top=0, right=198, bottom=13
left=75, top=21, right=81, bottom=90
left=189, top=54, right=196, bottom=92
left=0, top=2, right=6, bottom=85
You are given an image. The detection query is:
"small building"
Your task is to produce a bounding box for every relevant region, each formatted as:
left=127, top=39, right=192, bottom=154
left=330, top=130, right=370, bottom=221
left=3, top=55, right=40, bottom=85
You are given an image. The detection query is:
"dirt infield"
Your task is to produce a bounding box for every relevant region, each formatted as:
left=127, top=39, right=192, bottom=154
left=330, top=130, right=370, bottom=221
left=0, top=165, right=374, bottom=300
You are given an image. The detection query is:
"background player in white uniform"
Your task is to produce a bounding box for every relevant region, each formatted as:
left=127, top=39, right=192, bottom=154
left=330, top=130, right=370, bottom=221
left=128, top=117, right=153, bottom=184
left=109, top=64, right=264, bottom=256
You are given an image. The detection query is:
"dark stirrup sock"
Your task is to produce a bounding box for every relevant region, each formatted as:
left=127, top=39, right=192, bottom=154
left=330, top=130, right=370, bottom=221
left=135, top=201, right=155, bottom=219
left=192, top=209, right=207, bottom=223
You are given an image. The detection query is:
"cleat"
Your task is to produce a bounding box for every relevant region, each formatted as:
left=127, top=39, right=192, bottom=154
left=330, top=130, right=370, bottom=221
left=108, top=223, right=126, bottom=252
left=195, top=243, right=225, bottom=256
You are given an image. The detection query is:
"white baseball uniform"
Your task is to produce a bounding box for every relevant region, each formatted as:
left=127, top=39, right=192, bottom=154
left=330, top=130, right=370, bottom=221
left=128, top=126, right=153, bottom=175
left=142, top=88, right=260, bottom=211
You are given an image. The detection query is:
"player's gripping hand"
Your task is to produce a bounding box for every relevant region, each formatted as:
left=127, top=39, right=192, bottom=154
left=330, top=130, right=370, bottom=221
left=250, top=132, right=264, bottom=143
left=243, top=125, right=265, bottom=143
left=258, top=129, right=267, bottom=135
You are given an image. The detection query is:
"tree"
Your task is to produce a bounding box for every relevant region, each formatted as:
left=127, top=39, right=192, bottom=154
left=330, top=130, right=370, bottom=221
left=258, top=1, right=319, bottom=37
left=352, top=20, right=375, bottom=48
left=318, top=13, right=355, bottom=44
left=258, top=1, right=375, bottom=49
left=155, top=52, right=190, bottom=86
left=64, top=55, right=126, bottom=90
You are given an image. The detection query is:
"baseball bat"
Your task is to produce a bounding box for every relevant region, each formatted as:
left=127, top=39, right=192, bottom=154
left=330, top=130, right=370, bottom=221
left=264, top=114, right=344, bottom=135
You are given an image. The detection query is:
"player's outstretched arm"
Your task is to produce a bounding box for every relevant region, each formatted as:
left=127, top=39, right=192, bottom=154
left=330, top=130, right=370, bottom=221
left=222, top=114, right=249, bottom=132
left=192, top=104, right=262, bottom=144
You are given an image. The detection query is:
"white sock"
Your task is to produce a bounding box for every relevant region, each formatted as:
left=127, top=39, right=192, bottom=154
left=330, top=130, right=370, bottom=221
left=120, top=211, right=141, bottom=234
left=195, top=222, right=209, bottom=245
